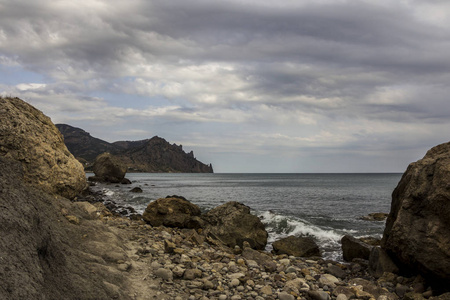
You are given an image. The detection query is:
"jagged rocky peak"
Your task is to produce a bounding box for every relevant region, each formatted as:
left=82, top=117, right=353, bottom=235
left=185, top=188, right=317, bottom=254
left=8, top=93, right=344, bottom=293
left=56, top=124, right=214, bottom=173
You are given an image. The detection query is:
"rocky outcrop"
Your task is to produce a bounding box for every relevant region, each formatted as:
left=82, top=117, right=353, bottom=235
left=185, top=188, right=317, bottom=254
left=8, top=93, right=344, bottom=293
left=142, top=196, right=204, bottom=229
left=0, top=97, right=86, bottom=199
left=202, top=201, right=268, bottom=250
left=341, top=235, right=373, bottom=261
left=57, top=124, right=214, bottom=173
left=272, top=235, right=321, bottom=258
left=90, top=152, right=128, bottom=183
left=56, top=124, right=118, bottom=162
left=382, top=141, right=450, bottom=285
left=116, top=136, right=214, bottom=173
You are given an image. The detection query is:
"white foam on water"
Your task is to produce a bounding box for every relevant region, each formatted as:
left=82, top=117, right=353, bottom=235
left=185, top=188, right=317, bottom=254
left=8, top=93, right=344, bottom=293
left=103, top=189, right=115, bottom=197
left=259, top=210, right=347, bottom=260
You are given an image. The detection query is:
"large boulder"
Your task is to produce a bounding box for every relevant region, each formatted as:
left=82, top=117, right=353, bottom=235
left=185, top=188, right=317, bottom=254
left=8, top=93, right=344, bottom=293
left=0, top=97, right=86, bottom=199
left=341, top=235, right=373, bottom=261
left=202, top=201, right=268, bottom=250
left=142, top=196, right=203, bottom=229
left=91, top=152, right=127, bottom=183
left=272, top=235, right=321, bottom=258
left=381, top=141, right=450, bottom=284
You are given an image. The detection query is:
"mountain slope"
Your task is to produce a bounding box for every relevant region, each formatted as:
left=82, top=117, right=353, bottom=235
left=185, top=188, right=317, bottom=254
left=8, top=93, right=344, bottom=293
left=56, top=124, right=213, bottom=173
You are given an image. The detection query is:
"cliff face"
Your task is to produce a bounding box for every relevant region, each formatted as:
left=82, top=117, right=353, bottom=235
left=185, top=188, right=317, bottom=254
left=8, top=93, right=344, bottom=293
left=117, top=136, right=213, bottom=173
left=56, top=124, right=213, bottom=173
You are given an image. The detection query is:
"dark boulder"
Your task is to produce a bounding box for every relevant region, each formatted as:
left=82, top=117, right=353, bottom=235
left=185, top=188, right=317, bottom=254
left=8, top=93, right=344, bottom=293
left=142, top=196, right=203, bottom=229
left=272, top=235, right=321, bottom=258
left=381, top=141, right=450, bottom=284
left=91, top=152, right=127, bottom=183
left=341, top=235, right=373, bottom=261
left=129, top=187, right=143, bottom=193
left=202, top=201, right=268, bottom=250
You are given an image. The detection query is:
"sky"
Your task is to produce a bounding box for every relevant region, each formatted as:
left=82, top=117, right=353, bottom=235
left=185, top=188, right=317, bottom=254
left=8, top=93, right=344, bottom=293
left=1, top=0, right=450, bottom=173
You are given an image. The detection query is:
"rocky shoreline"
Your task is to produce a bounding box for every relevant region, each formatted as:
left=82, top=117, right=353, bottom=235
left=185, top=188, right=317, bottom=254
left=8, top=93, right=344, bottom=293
left=1, top=97, right=449, bottom=299
left=68, top=187, right=446, bottom=300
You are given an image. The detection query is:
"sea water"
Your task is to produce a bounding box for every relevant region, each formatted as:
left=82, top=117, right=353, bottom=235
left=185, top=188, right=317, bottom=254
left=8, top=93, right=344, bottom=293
left=88, top=173, right=402, bottom=261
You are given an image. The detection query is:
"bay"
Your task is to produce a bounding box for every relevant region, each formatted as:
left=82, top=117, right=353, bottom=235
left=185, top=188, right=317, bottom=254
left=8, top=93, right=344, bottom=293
left=89, top=173, right=402, bottom=261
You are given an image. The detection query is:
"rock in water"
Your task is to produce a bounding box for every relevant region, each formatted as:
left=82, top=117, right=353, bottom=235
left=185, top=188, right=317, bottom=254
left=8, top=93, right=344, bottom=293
left=0, top=97, right=86, bottom=198
left=382, top=141, right=450, bottom=285
left=202, top=201, right=268, bottom=250
left=92, top=152, right=128, bottom=183
left=142, top=196, right=203, bottom=229
left=272, top=235, right=321, bottom=258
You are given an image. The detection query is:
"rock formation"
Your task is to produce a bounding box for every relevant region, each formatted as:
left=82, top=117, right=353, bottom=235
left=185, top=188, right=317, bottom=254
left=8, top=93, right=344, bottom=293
left=116, top=136, right=214, bottom=173
left=272, top=235, right=321, bottom=258
left=202, top=201, right=268, bottom=250
left=381, top=141, right=450, bottom=285
left=90, top=152, right=128, bottom=183
left=0, top=97, right=86, bottom=199
left=142, top=196, right=204, bottom=229
left=56, top=124, right=214, bottom=173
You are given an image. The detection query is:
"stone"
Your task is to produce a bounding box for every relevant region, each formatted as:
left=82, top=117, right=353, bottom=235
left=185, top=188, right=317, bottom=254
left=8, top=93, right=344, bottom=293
left=92, top=152, right=127, bottom=183
left=272, top=235, right=321, bottom=257
left=183, top=268, right=202, bottom=280
left=65, top=215, right=80, bottom=225
left=129, top=187, right=143, bottom=193
left=308, top=290, right=330, bottom=300
left=73, top=201, right=98, bottom=219
left=155, top=268, right=173, bottom=281
left=336, top=294, right=348, bottom=300
left=202, top=201, right=268, bottom=250
left=327, top=264, right=347, bottom=279
left=341, top=235, right=373, bottom=261
left=278, top=291, right=295, bottom=300
left=360, top=213, right=389, bottom=221
left=143, top=196, right=203, bottom=229
left=369, top=247, right=399, bottom=278
left=0, top=97, right=86, bottom=199
left=241, top=247, right=277, bottom=272
left=348, top=278, right=398, bottom=300
left=381, top=142, right=450, bottom=285
left=260, top=285, right=272, bottom=295
left=319, top=274, right=339, bottom=288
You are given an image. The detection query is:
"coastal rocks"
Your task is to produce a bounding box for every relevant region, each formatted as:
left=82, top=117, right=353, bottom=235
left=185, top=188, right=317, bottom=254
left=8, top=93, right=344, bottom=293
left=369, top=246, right=399, bottom=278
left=142, top=196, right=203, bottom=229
left=360, top=212, right=389, bottom=221
left=90, top=152, right=128, bottom=183
left=381, top=141, right=450, bottom=284
left=0, top=97, right=86, bottom=199
left=272, top=235, right=321, bottom=258
left=202, top=201, right=268, bottom=250
left=341, top=235, right=373, bottom=261
left=129, top=187, right=143, bottom=193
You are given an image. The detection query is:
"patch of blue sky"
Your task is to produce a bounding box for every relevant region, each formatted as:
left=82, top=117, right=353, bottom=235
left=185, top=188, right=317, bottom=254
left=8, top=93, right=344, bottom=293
left=0, top=65, right=45, bottom=85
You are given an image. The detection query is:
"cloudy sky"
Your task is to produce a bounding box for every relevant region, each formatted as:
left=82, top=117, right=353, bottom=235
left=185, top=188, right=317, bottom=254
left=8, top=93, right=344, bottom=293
left=1, top=0, right=449, bottom=173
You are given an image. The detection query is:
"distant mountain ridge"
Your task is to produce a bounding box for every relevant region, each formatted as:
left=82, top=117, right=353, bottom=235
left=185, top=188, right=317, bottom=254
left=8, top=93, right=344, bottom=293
left=56, top=124, right=213, bottom=173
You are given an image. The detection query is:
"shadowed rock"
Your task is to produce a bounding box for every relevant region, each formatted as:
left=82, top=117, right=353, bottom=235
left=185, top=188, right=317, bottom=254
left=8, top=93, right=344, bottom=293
left=341, top=235, right=373, bottom=261
left=381, top=141, right=450, bottom=285
left=142, top=196, right=203, bottom=229
left=272, top=235, right=321, bottom=258
left=91, top=152, right=128, bottom=183
left=202, top=201, right=268, bottom=250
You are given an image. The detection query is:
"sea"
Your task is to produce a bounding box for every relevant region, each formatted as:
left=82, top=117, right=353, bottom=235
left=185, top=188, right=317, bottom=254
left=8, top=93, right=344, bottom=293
left=88, top=173, right=402, bottom=261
